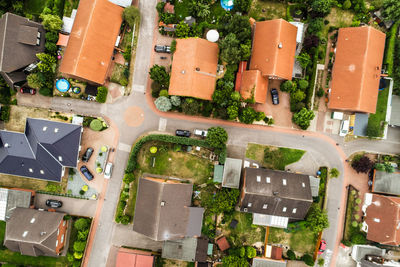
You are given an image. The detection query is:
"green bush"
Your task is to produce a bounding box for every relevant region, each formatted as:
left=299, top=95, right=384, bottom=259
left=123, top=173, right=135, bottom=184
left=0, top=105, right=10, bottom=122
left=287, top=249, right=296, bottom=260
left=90, top=119, right=103, bottom=131
left=73, top=241, right=86, bottom=252
left=302, top=254, right=315, bottom=266
left=351, top=233, right=367, bottom=244
left=96, top=86, right=108, bottom=103
left=74, top=218, right=89, bottom=231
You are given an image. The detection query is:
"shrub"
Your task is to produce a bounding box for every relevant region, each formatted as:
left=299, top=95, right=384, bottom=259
left=318, top=258, right=325, bottom=266
left=120, top=215, right=131, bottom=225
left=39, top=87, right=53, bottom=97
left=181, top=98, right=200, bottom=115
left=317, top=88, right=325, bottom=97
left=73, top=252, right=83, bottom=260
left=74, top=218, right=89, bottom=231
left=154, top=96, right=172, bottom=112
left=287, top=249, right=296, bottom=260
left=0, top=105, right=10, bottom=122
left=73, top=241, right=86, bottom=252
left=302, top=254, right=315, bottom=266
left=280, top=80, right=295, bottom=93
left=352, top=156, right=374, bottom=173
left=298, top=79, right=309, bottom=90
left=239, top=106, right=257, bottom=124
left=67, top=253, right=74, bottom=262
left=292, top=108, right=315, bottom=130
left=123, top=6, right=140, bottom=27
left=170, top=95, right=181, bottom=106
left=123, top=173, right=135, bottom=184
left=96, top=86, right=108, bottom=103
left=351, top=233, right=367, bottom=244
left=159, top=89, right=168, bottom=97
left=90, top=119, right=103, bottom=131
left=206, top=127, right=228, bottom=149
left=329, top=168, right=340, bottom=178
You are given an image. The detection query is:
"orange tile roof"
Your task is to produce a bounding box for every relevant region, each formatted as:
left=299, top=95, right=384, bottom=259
left=59, top=0, right=123, bottom=84
left=240, top=70, right=268, bottom=103
left=365, top=194, right=400, bottom=246
left=328, top=26, right=386, bottom=113
left=169, top=38, right=219, bottom=100
left=235, top=61, right=247, bottom=92
left=249, top=19, right=297, bottom=80
left=116, top=251, right=154, bottom=267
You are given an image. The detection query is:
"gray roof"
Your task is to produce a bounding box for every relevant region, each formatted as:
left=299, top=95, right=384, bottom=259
left=354, top=113, right=369, bottom=137
left=240, top=168, right=313, bottom=221
left=352, top=245, right=385, bottom=262
left=0, top=13, right=45, bottom=77
left=372, top=170, right=400, bottom=195
left=390, top=95, right=400, bottom=126
left=133, top=176, right=204, bottom=241
left=4, top=208, right=65, bottom=257
left=222, top=158, right=242, bottom=189
left=252, top=258, right=287, bottom=267
left=0, top=188, right=32, bottom=221
left=162, top=237, right=208, bottom=262
left=0, top=118, right=82, bottom=182
left=309, top=176, right=320, bottom=197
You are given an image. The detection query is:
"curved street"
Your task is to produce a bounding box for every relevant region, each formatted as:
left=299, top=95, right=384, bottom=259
left=15, top=0, right=400, bottom=266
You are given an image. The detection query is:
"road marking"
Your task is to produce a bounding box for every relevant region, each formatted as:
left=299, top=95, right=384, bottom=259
left=132, top=84, right=145, bottom=93
left=158, top=118, right=167, bottom=132
left=324, top=249, right=333, bottom=267
left=118, top=142, right=132, bottom=152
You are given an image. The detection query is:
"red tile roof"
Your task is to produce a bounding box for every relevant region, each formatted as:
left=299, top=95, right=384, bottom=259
left=249, top=19, right=297, bottom=80
left=328, top=26, right=386, bottom=113
left=235, top=61, right=248, bottom=92
left=240, top=70, right=268, bottom=103
left=169, top=38, right=219, bottom=100
left=59, top=0, right=123, bottom=84
left=116, top=250, right=154, bottom=267
left=216, top=236, right=230, bottom=251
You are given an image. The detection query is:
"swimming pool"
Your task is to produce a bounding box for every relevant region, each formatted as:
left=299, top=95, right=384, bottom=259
left=56, top=79, right=70, bottom=92
left=221, top=0, right=234, bottom=10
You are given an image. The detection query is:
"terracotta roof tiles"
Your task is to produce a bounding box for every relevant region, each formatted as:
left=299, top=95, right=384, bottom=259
left=240, top=70, right=268, bottom=103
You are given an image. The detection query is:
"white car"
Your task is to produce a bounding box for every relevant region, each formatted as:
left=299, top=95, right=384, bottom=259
left=104, top=162, right=113, bottom=179
left=194, top=129, right=208, bottom=137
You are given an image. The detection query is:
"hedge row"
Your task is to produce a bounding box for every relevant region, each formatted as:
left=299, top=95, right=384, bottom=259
left=125, top=134, right=212, bottom=173
left=384, top=22, right=399, bottom=76
left=306, top=51, right=319, bottom=109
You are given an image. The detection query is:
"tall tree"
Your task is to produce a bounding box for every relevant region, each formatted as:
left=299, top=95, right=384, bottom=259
left=306, top=205, right=329, bottom=233
left=219, top=33, right=241, bottom=64
left=352, top=156, right=374, bottom=173
left=123, top=6, right=140, bottom=27
left=206, top=127, right=228, bottom=149
left=292, top=108, right=315, bottom=130
left=383, top=0, right=400, bottom=21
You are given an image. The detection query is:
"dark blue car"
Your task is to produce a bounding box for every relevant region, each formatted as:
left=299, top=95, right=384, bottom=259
left=80, top=165, right=94, bottom=181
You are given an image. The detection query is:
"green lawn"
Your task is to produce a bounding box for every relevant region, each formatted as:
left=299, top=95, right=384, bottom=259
left=24, top=0, right=47, bottom=15
left=0, top=221, right=69, bottom=267
left=221, top=212, right=266, bottom=247
left=249, top=0, right=287, bottom=21
left=268, top=226, right=317, bottom=254
left=367, top=86, right=389, bottom=137
left=246, top=143, right=305, bottom=170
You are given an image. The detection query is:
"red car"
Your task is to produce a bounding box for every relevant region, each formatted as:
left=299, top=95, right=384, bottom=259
left=20, top=87, right=36, bottom=95
left=318, top=239, right=327, bottom=255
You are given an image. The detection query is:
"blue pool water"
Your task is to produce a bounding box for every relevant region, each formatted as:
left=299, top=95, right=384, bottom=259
left=221, top=0, right=234, bottom=10
left=56, top=79, right=70, bottom=92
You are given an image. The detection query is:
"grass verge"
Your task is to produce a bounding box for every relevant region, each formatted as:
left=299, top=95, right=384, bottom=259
left=268, top=226, right=317, bottom=254
left=367, top=86, right=389, bottom=137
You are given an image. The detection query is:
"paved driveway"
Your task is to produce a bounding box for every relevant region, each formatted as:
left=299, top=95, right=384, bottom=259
left=35, top=193, right=97, bottom=217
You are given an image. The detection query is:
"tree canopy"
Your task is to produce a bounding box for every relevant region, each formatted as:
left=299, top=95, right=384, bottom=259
left=306, top=205, right=329, bottom=233
left=206, top=127, right=228, bottom=149
left=292, top=108, right=315, bottom=130
left=40, top=14, right=63, bottom=31
left=352, top=156, right=374, bottom=173
left=220, top=33, right=242, bottom=64
left=383, top=0, right=400, bottom=21
left=203, top=188, right=239, bottom=214
left=123, top=6, right=140, bottom=27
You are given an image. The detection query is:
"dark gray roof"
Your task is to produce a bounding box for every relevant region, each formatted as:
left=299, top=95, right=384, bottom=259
left=4, top=208, right=65, bottom=257
left=390, top=95, right=400, bottom=126
left=222, top=158, right=242, bottom=189
left=0, top=118, right=82, bottom=182
left=354, top=113, right=369, bottom=137
left=372, top=170, right=400, bottom=195
left=133, top=177, right=204, bottom=241
left=252, top=258, right=287, bottom=267
left=1, top=71, right=27, bottom=87
left=240, top=168, right=313, bottom=220
left=0, top=13, right=45, bottom=73
left=162, top=237, right=208, bottom=262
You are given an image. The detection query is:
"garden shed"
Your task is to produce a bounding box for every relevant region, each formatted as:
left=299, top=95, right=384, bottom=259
left=222, top=158, right=243, bottom=189
left=213, top=164, right=224, bottom=183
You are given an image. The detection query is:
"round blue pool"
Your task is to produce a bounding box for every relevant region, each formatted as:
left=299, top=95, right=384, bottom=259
left=56, top=79, right=70, bottom=92
left=221, top=0, right=234, bottom=10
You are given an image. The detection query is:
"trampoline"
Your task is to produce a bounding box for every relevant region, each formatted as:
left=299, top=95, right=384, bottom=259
left=73, top=86, right=81, bottom=94
left=56, top=79, right=70, bottom=92
left=221, top=0, right=234, bottom=10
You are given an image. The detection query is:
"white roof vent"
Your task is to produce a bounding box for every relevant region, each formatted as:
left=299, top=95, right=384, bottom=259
left=256, top=176, right=261, bottom=182
left=181, top=70, right=185, bottom=74
left=243, top=208, right=248, bottom=212
left=40, top=231, right=46, bottom=236
left=58, top=156, right=63, bottom=162
left=247, top=203, right=252, bottom=207
left=278, top=42, right=283, bottom=48
left=30, top=218, right=35, bottom=223
left=42, top=126, right=47, bottom=131
left=374, top=218, right=380, bottom=223
left=28, top=168, right=33, bottom=173
left=4, top=143, right=9, bottom=148
left=54, top=128, right=59, bottom=133
left=161, top=201, right=165, bottom=206
left=40, top=170, right=44, bottom=174
left=22, top=231, right=28, bottom=237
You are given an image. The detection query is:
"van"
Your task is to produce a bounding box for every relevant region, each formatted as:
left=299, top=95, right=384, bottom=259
left=339, top=120, right=350, bottom=137
left=104, top=162, right=113, bottom=179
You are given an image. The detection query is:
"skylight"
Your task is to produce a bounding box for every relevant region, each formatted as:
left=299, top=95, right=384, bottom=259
left=282, top=179, right=287, bottom=186
left=22, top=231, right=28, bottom=237
left=266, top=177, right=271, bottom=183
left=256, top=176, right=261, bottom=182
left=30, top=218, right=35, bottom=223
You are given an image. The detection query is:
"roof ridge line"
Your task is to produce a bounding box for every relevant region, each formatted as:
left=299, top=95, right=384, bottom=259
left=0, top=13, right=8, bottom=71
left=357, top=27, right=371, bottom=110
left=271, top=19, right=281, bottom=76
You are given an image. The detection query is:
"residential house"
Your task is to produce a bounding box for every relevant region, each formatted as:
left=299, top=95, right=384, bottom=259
left=362, top=193, right=400, bottom=245
left=239, top=19, right=297, bottom=103
left=222, top=158, right=243, bottom=189
left=0, top=188, right=34, bottom=221
left=329, top=26, right=386, bottom=113
left=252, top=257, right=287, bottom=267
left=59, top=0, right=123, bottom=85
left=0, top=118, right=82, bottom=182
left=0, top=13, right=45, bottom=88
left=240, top=168, right=313, bottom=229
left=132, top=176, right=204, bottom=241
left=372, top=169, right=400, bottom=195
left=169, top=38, right=219, bottom=100
left=4, top=208, right=67, bottom=257
left=115, top=248, right=154, bottom=267
left=162, top=237, right=208, bottom=262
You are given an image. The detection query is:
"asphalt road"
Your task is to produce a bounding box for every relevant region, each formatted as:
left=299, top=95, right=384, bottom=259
left=34, top=193, right=97, bottom=217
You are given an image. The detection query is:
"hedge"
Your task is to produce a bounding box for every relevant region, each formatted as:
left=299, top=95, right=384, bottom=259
left=125, top=134, right=216, bottom=173
left=306, top=50, right=319, bottom=109
left=96, top=86, right=108, bottom=103
left=384, top=22, right=399, bottom=76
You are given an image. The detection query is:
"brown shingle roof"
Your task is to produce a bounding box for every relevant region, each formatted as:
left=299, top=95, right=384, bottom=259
left=59, top=0, right=123, bottom=84
left=216, top=236, right=230, bottom=251
left=169, top=38, right=219, bottom=100
left=240, top=70, right=269, bottom=103
left=249, top=19, right=297, bottom=80
left=365, top=194, right=400, bottom=246
left=328, top=26, right=386, bottom=113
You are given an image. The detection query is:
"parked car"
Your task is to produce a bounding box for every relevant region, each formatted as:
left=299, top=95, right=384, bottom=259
left=175, top=129, right=191, bottom=137
left=45, top=199, right=62, bottom=208
left=104, top=162, right=113, bottom=179
left=271, top=88, right=279, bottom=105
left=154, top=45, right=171, bottom=53
left=20, top=87, right=36, bottom=95
left=80, top=165, right=94, bottom=181
left=194, top=129, right=208, bottom=138
left=82, top=147, right=94, bottom=162
left=318, top=239, right=327, bottom=255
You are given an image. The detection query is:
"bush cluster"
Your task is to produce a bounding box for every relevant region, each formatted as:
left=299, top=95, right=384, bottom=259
left=96, top=86, right=108, bottom=103
left=67, top=218, right=91, bottom=266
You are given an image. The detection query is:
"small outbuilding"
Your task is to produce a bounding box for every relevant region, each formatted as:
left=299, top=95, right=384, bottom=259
left=222, top=158, right=243, bottom=189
